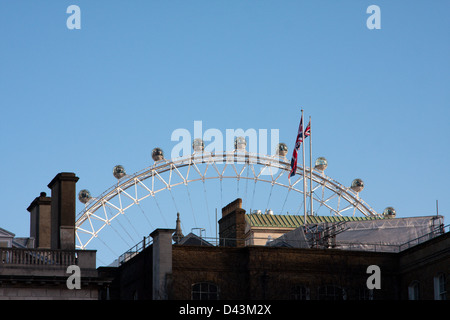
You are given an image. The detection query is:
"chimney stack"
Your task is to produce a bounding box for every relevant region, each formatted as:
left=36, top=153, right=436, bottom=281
left=27, top=192, right=52, bottom=249
left=47, top=172, right=79, bottom=250
left=218, top=198, right=246, bottom=247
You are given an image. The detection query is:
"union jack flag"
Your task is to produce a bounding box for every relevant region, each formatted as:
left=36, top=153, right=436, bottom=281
left=304, top=120, right=311, bottom=138
left=289, top=117, right=304, bottom=179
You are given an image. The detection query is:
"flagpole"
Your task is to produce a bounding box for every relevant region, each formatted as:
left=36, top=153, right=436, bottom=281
left=309, top=116, right=313, bottom=217
left=301, top=110, right=307, bottom=225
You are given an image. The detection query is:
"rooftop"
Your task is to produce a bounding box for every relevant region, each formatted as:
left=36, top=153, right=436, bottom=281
left=246, top=213, right=383, bottom=228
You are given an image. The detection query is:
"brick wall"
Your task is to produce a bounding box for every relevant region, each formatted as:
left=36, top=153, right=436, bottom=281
left=110, top=245, right=153, bottom=300
left=107, top=230, right=450, bottom=300
left=171, top=245, right=399, bottom=300
left=398, top=232, right=450, bottom=299
left=172, top=245, right=249, bottom=299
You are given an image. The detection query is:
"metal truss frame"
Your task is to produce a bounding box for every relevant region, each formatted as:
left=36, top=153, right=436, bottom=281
left=75, top=151, right=380, bottom=249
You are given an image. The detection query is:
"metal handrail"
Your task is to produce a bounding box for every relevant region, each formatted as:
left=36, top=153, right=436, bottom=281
left=118, top=235, right=153, bottom=265
left=398, top=223, right=449, bottom=251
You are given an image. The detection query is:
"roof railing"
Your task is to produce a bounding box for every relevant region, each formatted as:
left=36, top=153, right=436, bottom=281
left=398, top=223, right=449, bottom=251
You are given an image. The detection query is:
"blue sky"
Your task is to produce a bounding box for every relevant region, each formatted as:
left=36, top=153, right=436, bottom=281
left=1, top=1, right=449, bottom=265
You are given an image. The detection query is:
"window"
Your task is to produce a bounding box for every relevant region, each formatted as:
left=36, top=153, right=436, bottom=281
left=191, top=282, right=219, bottom=300
left=408, top=281, right=420, bottom=300
left=290, top=285, right=310, bottom=300
left=434, top=273, right=447, bottom=300
left=318, top=285, right=346, bottom=300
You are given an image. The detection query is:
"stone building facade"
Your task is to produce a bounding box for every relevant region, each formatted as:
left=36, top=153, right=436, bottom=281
left=0, top=172, right=106, bottom=300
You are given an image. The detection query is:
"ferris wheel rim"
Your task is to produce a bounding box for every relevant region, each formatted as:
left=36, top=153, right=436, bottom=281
left=74, top=150, right=381, bottom=249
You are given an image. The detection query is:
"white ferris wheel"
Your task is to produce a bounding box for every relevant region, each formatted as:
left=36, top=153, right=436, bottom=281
left=75, top=137, right=390, bottom=262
